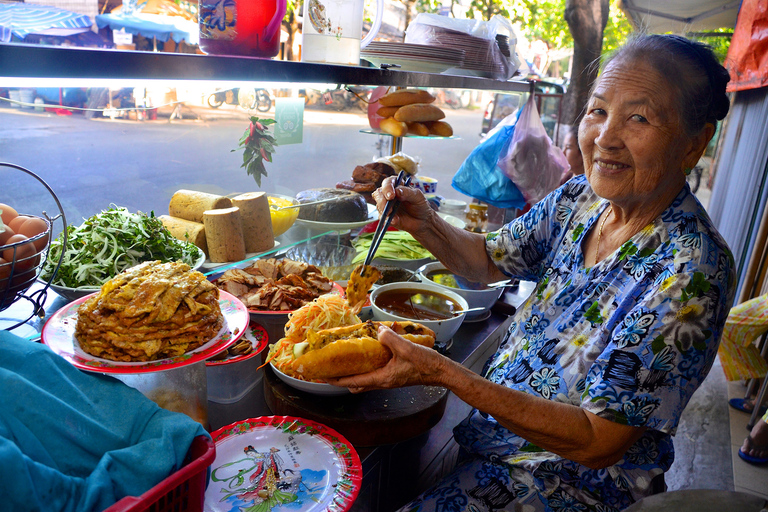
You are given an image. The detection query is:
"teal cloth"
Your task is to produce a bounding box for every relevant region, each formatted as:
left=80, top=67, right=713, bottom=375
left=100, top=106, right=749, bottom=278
left=0, top=330, right=209, bottom=512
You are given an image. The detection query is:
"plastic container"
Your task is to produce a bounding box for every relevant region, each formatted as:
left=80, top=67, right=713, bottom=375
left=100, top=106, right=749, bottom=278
left=8, top=89, right=20, bottom=108
left=198, top=0, right=286, bottom=58
left=104, top=435, right=215, bottom=512
left=465, top=203, right=489, bottom=233
left=110, top=362, right=209, bottom=428
left=206, top=356, right=264, bottom=404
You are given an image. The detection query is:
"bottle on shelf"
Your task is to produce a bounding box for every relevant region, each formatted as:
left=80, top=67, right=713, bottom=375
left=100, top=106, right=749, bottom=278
left=465, top=202, right=489, bottom=233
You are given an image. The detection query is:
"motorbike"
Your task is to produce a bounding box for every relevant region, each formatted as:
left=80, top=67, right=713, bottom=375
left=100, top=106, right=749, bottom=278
left=207, top=87, right=272, bottom=112
left=301, top=85, right=369, bottom=111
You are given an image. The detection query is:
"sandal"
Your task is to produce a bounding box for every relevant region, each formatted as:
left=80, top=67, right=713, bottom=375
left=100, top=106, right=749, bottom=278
left=738, top=434, right=768, bottom=465
left=728, top=398, right=767, bottom=416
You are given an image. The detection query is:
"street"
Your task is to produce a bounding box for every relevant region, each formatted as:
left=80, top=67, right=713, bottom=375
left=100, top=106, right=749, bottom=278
left=0, top=105, right=488, bottom=231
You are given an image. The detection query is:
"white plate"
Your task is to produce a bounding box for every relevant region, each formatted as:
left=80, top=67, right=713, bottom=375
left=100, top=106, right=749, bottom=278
left=294, top=204, right=378, bottom=232
left=199, top=241, right=281, bottom=271
left=270, top=362, right=351, bottom=396
left=206, top=416, right=362, bottom=512
left=361, top=54, right=457, bottom=73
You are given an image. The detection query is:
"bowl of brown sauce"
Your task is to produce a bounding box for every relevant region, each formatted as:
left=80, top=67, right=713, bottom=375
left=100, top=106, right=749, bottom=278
left=416, top=262, right=504, bottom=319
left=370, top=281, right=469, bottom=341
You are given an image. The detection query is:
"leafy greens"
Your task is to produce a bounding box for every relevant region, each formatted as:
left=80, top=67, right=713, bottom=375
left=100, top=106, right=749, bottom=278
left=40, top=206, right=201, bottom=288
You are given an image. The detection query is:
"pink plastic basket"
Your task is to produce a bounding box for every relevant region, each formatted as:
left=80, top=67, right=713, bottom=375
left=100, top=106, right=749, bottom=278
left=104, top=436, right=216, bottom=512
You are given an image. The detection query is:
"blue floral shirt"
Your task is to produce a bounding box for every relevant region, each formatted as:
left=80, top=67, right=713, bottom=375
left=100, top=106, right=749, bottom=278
left=451, top=175, right=735, bottom=509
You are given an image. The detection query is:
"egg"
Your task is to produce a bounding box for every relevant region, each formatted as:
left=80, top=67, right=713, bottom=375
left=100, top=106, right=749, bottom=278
left=0, top=203, right=18, bottom=226
left=18, top=217, right=49, bottom=252
left=2, top=234, right=38, bottom=271
left=7, top=215, right=30, bottom=233
left=0, top=226, right=15, bottom=246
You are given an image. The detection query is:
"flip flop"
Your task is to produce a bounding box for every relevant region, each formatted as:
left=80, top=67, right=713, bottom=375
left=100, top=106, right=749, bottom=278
left=728, top=398, right=768, bottom=416
left=738, top=434, right=768, bottom=465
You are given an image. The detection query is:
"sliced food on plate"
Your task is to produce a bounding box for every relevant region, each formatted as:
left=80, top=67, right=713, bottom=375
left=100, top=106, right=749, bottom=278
left=75, top=260, right=223, bottom=362
left=214, top=257, right=334, bottom=311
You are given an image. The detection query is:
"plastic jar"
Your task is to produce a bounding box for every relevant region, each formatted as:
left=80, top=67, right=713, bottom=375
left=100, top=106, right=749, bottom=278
left=198, top=0, right=286, bottom=58
left=465, top=203, right=489, bottom=233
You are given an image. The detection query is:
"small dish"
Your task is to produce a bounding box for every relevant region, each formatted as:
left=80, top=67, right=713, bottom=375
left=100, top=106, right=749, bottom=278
left=270, top=362, right=351, bottom=396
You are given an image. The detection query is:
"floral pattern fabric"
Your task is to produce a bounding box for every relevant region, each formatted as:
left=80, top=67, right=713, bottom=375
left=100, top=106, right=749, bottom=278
left=401, top=175, right=735, bottom=512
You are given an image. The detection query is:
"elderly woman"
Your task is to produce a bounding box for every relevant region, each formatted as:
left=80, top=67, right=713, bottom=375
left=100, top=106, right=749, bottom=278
left=329, top=34, right=735, bottom=511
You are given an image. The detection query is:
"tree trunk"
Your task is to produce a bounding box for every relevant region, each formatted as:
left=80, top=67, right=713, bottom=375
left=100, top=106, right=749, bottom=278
left=562, top=0, right=609, bottom=126
left=282, top=12, right=299, bottom=61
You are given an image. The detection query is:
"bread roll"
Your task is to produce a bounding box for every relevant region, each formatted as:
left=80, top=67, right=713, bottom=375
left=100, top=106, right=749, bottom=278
left=394, top=103, right=445, bottom=123
left=379, top=89, right=435, bottom=107
left=407, top=122, right=430, bottom=136
left=377, top=106, right=400, bottom=118
left=380, top=117, right=408, bottom=137
left=203, top=207, right=246, bottom=263
left=426, top=120, right=454, bottom=137
left=159, top=215, right=208, bottom=256
left=231, top=192, right=274, bottom=253
left=169, top=190, right=232, bottom=223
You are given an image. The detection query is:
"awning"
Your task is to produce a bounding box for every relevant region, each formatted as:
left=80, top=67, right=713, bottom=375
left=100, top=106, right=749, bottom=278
left=0, top=2, right=93, bottom=43
left=619, top=0, right=741, bottom=33
left=95, top=12, right=198, bottom=44
left=725, top=0, right=768, bottom=92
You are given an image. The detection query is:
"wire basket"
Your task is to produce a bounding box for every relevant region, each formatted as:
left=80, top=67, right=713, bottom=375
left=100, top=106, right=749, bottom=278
left=0, top=163, right=67, bottom=328
left=103, top=435, right=215, bottom=512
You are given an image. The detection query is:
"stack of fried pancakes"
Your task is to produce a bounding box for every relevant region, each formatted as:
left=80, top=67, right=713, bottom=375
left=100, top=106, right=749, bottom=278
left=75, top=260, right=223, bottom=362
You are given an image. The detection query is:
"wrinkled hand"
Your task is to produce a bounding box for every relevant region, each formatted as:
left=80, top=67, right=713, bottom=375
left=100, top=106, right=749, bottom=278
left=372, top=176, right=434, bottom=235
left=325, top=325, right=446, bottom=393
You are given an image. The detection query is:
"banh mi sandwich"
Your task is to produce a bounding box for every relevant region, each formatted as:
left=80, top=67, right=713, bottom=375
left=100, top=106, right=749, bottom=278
left=291, top=320, right=435, bottom=380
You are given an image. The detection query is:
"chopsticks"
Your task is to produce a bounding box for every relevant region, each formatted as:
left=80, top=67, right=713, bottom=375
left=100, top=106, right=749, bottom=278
left=364, top=170, right=413, bottom=266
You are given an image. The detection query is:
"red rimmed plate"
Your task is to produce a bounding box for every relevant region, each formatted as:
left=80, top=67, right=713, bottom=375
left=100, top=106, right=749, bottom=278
left=41, top=290, right=249, bottom=373
left=205, top=322, right=269, bottom=366
left=205, top=416, right=362, bottom=512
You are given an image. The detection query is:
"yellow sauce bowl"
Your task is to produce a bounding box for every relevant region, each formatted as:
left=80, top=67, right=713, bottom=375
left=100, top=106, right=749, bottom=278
left=268, top=194, right=300, bottom=237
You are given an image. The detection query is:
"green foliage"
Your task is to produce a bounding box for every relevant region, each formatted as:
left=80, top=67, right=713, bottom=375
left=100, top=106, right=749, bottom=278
left=466, top=0, right=509, bottom=21
left=233, top=117, right=278, bottom=187
left=686, top=28, right=733, bottom=63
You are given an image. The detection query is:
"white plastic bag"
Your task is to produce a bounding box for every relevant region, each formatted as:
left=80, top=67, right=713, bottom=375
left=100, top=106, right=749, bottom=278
left=498, top=94, right=567, bottom=203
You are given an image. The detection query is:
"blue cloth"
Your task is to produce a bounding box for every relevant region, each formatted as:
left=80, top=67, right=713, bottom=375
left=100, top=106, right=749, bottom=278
left=401, top=176, right=735, bottom=511
left=0, top=330, right=209, bottom=512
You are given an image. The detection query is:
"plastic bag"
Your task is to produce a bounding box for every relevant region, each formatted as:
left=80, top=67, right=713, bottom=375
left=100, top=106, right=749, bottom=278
left=405, top=13, right=521, bottom=81
left=498, top=94, right=567, bottom=204
left=452, top=109, right=526, bottom=209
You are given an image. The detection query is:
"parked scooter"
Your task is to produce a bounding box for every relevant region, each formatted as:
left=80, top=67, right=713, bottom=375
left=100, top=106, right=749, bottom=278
left=207, top=87, right=272, bottom=112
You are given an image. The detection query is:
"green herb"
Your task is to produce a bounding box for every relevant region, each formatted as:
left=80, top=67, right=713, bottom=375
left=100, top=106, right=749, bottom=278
left=40, top=206, right=200, bottom=288
left=233, top=116, right=278, bottom=187
left=352, top=231, right=433, bottom=263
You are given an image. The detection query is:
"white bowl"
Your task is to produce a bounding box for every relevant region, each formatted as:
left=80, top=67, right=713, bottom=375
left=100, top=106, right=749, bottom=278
left=417, top=262, right=503, bottom=319
left=270, top=362, right=351, bottom=396
left=370, top=281, right=468, bottom=342
left=371, top=256, right=434, bottom=272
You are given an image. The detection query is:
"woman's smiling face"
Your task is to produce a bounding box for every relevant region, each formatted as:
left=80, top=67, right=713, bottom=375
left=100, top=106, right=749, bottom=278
left=580, top=57, right=694, bottom=211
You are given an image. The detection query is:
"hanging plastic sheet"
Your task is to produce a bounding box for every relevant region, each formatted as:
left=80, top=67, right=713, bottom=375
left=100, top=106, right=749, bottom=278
left=725, top=0, right=768, bottom=92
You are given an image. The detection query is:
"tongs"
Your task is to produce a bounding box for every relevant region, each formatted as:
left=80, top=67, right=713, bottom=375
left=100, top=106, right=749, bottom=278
left=364, top=170, right=413, bottom=266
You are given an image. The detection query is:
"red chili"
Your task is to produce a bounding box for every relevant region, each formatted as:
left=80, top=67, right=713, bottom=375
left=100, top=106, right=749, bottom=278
left=254, top=121, right=265, bottom=131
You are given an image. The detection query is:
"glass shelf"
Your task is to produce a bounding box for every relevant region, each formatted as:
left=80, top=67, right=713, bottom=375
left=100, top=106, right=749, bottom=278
left=0, top=42, right=531, bottom=93
left=359, top=128, right=459, bottom=140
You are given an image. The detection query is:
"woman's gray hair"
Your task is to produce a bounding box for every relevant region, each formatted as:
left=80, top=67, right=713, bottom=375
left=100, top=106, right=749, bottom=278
left=603, top=34, right=731, bottom=136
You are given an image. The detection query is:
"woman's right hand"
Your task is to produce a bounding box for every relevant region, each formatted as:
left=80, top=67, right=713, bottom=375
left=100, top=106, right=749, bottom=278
left=373, top=175, right=435, bottom=235
left=325, top=324, right=447, bottom=392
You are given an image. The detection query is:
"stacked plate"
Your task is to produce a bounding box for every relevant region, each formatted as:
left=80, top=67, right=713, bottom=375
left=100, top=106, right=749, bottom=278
left=361, top=41, right=464, bottom=73
left=427, top=27, right=510, bottom=79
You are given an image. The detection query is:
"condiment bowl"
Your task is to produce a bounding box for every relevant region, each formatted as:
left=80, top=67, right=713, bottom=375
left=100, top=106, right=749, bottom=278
left=267, top=194, right=300, bottom=237
left=370, top=281, right=469, bottom=342
left=417, top=262, right=503, bottom=319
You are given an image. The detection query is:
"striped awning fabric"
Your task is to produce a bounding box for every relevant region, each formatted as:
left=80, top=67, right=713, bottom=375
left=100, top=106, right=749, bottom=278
left=0, top=2, right=93, bottom=43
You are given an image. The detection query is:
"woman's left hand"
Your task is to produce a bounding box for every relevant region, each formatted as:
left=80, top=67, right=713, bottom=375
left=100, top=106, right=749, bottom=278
left=325, top=324, right=447, bottom=392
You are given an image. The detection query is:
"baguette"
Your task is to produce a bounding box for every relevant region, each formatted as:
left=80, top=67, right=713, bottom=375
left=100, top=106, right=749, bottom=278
left=291, top=320, right=435, bottom=380
left=378, top=89, right=436, bottom=107
left=379, top=117, right=408, bottom=137
left=426, top=120, right=454, bottom=137
left=407, top=122, right=430, bottom=136
left=394, top=103, right=445, bottom=123
left=377, top=106, right=400, bottom=118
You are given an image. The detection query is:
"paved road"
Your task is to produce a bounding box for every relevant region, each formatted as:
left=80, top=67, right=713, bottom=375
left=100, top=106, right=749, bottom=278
left=0, top=105, right=487, bottom=230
